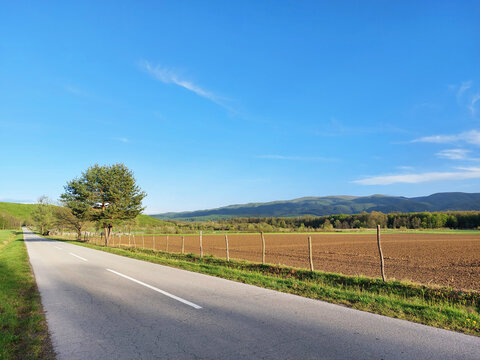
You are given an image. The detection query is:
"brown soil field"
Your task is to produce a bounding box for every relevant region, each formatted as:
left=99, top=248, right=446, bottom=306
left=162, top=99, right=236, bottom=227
left=111, top=233, right=480, bottom=291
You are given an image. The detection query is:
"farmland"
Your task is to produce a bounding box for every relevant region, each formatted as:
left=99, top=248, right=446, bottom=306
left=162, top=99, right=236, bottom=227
left=104, top=232, right=480, bottom=291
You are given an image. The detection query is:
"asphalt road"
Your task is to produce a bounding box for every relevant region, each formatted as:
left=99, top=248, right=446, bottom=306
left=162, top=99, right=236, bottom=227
left=24, top=229, right=479, bottom=359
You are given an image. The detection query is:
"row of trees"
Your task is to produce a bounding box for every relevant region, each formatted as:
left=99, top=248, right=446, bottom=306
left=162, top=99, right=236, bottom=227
left=0, top=212, right=23, bottom=230
left=33, top=207, right=480, bottom=236
left=209, top=211, right=480, bottom=231
left=117, top=210, right=480, bottom=235
left=32, top=205, right=480, bottom=237
left=29, top=196, right=86, bottom=236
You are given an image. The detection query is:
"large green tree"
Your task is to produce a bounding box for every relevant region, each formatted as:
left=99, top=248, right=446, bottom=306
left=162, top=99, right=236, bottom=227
left=61, top=164, right=146, bottom=245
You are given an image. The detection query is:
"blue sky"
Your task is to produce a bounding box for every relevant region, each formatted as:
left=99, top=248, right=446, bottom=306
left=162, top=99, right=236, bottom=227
left=1, top=1, right=479, bottom=213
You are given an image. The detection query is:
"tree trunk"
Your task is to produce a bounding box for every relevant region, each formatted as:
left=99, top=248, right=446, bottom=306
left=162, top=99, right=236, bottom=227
left=76, top=226, right=82, bottom=241
left=104, top=225, right=113, bottom=246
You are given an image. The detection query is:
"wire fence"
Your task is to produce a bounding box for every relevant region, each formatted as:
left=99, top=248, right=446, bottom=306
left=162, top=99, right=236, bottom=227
left=63, top=230, right=480, bottom=290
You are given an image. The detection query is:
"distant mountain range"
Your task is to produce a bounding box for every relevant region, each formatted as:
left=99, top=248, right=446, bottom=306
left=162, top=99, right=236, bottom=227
left=151, top=192, right=480, bottom=220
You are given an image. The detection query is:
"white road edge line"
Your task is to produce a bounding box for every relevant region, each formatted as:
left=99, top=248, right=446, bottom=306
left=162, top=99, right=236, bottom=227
left=54, top=246, right=63, bottom=250
left=69, top=252, right=88, bottom=262
left=106, top=269, right=202, bottom=310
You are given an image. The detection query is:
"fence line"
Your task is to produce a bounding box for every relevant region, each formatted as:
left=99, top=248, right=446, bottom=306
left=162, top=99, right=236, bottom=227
left=76, top=229, right=480, bottom=290
left=83, top=229, right=386, bottom=278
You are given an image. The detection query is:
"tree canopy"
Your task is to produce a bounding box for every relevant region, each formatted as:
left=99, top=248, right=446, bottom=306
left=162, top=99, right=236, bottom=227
left=61, top=164, right=146, bottom=244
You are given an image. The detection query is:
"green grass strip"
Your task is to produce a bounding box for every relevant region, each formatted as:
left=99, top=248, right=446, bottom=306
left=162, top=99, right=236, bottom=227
left=0, top=230, right=54, bottom=360
left=55, top=238, right=480, bottom=337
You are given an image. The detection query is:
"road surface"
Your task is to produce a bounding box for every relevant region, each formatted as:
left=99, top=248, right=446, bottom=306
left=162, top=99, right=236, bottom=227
left=24, top=229, right=479, bottom=359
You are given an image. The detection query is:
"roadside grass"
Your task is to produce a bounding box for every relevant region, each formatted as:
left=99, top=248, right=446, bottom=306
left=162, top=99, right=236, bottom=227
left=0, top=230, right=54, bottom=360
left=52, top=237, right=480, bottom=336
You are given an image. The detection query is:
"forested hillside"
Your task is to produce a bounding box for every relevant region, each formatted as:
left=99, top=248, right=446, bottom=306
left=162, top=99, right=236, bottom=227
left=153, top=192, right=480, bottom=220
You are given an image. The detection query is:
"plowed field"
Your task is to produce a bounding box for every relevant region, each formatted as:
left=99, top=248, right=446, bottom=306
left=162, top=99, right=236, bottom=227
left=111, top=232, right=480, bottom=291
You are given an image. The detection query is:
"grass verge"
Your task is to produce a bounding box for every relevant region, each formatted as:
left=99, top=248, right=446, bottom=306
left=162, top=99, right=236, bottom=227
left=51, top=236, right=480, bottom=337
left=0, top=230, right=54, bottom=360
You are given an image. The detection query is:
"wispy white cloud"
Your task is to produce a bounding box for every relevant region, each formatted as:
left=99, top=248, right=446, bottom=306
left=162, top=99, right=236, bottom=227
left=412, top=134, right=458, bottom=143
left=451, top=80, right=479, bottom=116
left=316, top=118, right=407, bottom=137
left=412, top=129, right=480, bottom=146
left=396, top=166, right=415, bottom=171
left=140, top=61, right=233, bottom=111
left=256, top=155, right=338, bottom=162
left=457, top=81, right=472, bottom=99
left=141, top=61, right=214, bottom=99
left=469, top=94, right=480, bottom=116
left=436, top=149, right=470, bottom=160
left=353, top=167, right=480, bottom=185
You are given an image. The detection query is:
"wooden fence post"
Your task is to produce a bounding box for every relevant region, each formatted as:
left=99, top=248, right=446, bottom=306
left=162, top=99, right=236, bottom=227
left=128, top=233, right=131, bottom=247
left=261, top=232, right=266, bottom=264
left=166, top=235, right=169, bottom=252
left=308, top=236, right=314, bottom=271
left=142, top=233, right=145, bottom=248
left=225, top=234, right=230, bottom=262
left=377, top=225, right=386, bottom=281
left=153, top=235, right=156, bottom=251
left=199, top=231, right=203, bottom=258
left=133, top=234, right=136, bottom=248
left=181, top=236, right=185, bottom=254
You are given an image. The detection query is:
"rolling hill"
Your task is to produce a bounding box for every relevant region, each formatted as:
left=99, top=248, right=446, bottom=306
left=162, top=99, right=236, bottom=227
left=152, top=192, right=480, bottom=220
left=0, top=202, right=38, bottom=220
left=0, top=201, right=167, bottom=228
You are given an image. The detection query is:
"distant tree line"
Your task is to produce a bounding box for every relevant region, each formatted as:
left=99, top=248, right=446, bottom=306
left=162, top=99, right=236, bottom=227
left=31, top=209, right=480, bottom=235
left=0, top=212, right=23, bottom=230
left=139, top=211, right=480, bottom=233
left=212, top=211, right=480, bottom=232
